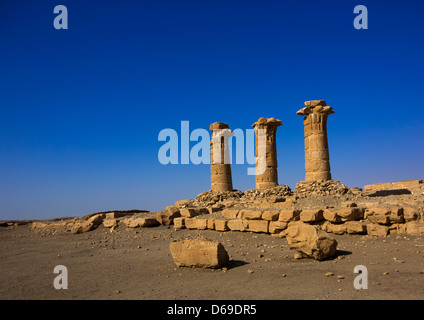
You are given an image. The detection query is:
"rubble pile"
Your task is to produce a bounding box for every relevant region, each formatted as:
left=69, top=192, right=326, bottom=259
left=294, top=180, right=349, bottom=196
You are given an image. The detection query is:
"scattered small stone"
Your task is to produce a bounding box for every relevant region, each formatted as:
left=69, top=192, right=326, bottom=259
left=325, top=272, right=334, bottom=277
left=247, top=269, right=254, bottom=274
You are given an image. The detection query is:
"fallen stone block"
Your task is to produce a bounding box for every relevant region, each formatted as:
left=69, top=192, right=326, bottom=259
left=102, top=218, right=119, bottom=228
left=71, top=222, right=95, bottom=234
left=156, top=206, right=181, bottom=226
left=284, top=224, right=337, bottom=260
left=169, top=238, right=229, bottom=268
left=86, top=214, right=104, bottom=227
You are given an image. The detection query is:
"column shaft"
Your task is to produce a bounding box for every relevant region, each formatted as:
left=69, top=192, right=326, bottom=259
left=297, top=100, right=334, bottom=181
left=252, top=117, right=282, bottom=190
left=210, top=122, right=233, bottom=192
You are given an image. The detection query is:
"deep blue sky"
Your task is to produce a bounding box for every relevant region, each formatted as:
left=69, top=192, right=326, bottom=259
left=1, top=0, right=423, bottom=220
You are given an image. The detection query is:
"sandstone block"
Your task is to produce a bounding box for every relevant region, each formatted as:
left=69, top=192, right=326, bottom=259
left=222, top=209, right=239, bottom=219
left=300, top=209, right=324, bottom=223
left=180, top=207, right=209, bottom=218
left=71, top=222, right=95, bottom=234
left=208, top=207, right=222, bottom=214
left=367, top=223, right=389, bottom=236
left=279, top=209, right=301, bottom=222
left=227, top=219, right=248, bottom=232
left=105, top=212, right=127, bottom=219
left=365, top=208, right=391, bottom=225
left=337, top=208, right=364, bottom=221
left=185, top=218, right=207, bottom=230
left=214, top=219, right=229, bottom=231
left=156, top=206, right=181, bottom=226
left=247, top=220, right=269, bottom=233
left=261, top=210, right=279, bottom=221
left=402, top=207, right=420, bottom=222
left=323, top=209, right=342, bottom=223
left=102, top=218, right=119, bottom=228
left=284, top=224, right=337, bottom=260
left=207, top=218, right=215, bottom=230
left=87, top=214, right=104, bottom=227
left=169, top=238, right=229, bottom=268
left=389, top=207, right=404, bottom=224
left=269, top=221, right=288, bottom=234
left=345, top=221, right=366, bottom=234
left=326, top=223, right=347, bottom=235
left=405, top=222, right=424, bottom=236
left=240, top=209, right=262, bottom=220
left=173, top=217, right=186, bottom=230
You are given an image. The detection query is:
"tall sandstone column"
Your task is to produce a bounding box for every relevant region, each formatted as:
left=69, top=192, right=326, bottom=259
left=297, top=100, right=334, bottom=181
left=210, top=122, right=233, bottom=192
left=252, top=117, right=282, bottom=190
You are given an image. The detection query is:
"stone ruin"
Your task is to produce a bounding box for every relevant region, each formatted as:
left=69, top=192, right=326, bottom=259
left=26, top=99, right=424, bottom=263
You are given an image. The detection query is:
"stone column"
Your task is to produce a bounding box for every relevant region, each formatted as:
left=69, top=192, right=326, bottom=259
left=210, top=122, right=233, bottom=192
left=297, top=100, right=334, bottom=181
left=252, top=117, right=282, bottom=190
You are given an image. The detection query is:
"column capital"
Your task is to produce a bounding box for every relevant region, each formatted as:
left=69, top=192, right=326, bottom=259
left=210, top=122, right=229, bottom=131
left=296, top=100, right=334, bottom=116
left=251, top=117, right=282, bottom=129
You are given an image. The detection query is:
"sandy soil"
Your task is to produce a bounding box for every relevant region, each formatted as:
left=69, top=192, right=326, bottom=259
left=1, top=223, right=423, bottom=300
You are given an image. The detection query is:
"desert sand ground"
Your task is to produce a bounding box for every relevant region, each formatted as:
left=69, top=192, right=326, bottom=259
left=1, top=222, right=423, bottom=300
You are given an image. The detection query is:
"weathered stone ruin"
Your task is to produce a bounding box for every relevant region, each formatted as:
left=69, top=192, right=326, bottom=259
left=26, top=100, right=424, bottom=262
